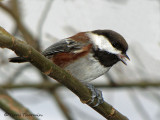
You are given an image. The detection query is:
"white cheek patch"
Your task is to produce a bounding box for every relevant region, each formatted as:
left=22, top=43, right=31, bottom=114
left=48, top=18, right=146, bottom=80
left=88, top=33, right=121, bottom=54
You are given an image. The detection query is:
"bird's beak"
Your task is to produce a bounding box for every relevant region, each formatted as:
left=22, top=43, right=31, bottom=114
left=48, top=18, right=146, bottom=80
left=117, top=53, right=130, bottom=65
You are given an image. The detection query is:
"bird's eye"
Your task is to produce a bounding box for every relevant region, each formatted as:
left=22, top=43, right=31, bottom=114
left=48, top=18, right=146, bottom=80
left=113, top=43, right=120, bottom=48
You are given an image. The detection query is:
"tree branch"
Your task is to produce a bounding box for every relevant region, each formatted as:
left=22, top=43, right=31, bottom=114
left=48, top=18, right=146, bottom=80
left=51, top=90, right=74, bottom=120
left=0, top=87, right=38, bottom=120
left=0, top=26, right=128, bottom=120
left=1, top=81, right=160, bottom=90
left=37, top=0, right=54, bottom=42
left=0, top=2, right=40, bottom=50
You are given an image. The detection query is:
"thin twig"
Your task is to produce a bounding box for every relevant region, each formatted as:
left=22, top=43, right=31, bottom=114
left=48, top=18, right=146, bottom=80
left=51, top=90, right=74, bottom=120
left=7, top=64, right=31, bottom=84
left=37, top=0, right=54, bottom=42
left=1, top=81, right=160, bottom=90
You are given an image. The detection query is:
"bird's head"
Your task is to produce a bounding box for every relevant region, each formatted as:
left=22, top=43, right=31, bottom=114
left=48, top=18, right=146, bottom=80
left=87, top=30, right=130, bottom=65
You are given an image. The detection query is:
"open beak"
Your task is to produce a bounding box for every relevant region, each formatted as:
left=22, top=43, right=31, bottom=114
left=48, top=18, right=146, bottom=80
left=117, top=53, right=130, bottom=65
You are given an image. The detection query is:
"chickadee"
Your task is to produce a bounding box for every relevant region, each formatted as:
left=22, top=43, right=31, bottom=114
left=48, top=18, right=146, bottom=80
left=10, top=30, right=129, bottom=107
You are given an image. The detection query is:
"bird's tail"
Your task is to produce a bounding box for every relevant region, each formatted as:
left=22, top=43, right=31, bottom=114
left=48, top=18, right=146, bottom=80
left=9, top=57, right=28, bottom=63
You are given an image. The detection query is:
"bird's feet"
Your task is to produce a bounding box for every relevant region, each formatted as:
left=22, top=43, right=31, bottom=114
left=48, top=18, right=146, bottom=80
left=85, top=84, right=104, bottom=107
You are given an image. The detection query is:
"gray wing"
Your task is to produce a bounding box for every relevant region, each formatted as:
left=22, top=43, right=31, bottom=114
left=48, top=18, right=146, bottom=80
left=42, top=39, right=85, bottom=57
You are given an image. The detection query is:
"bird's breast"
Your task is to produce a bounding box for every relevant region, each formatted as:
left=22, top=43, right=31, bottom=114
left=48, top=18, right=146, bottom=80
left=64, top=53, right=110, bottom=82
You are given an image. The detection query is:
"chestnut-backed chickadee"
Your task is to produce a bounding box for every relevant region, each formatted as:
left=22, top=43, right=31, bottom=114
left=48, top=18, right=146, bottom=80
left=10, top=30, right=129, bottom=106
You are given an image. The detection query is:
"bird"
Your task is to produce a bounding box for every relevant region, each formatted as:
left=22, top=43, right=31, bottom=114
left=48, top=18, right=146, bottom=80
left=9, top=30, right=130, bottom=107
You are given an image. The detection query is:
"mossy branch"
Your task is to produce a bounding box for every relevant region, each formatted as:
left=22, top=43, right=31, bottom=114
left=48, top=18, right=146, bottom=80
left=0, top=26, right=129, bottom=120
